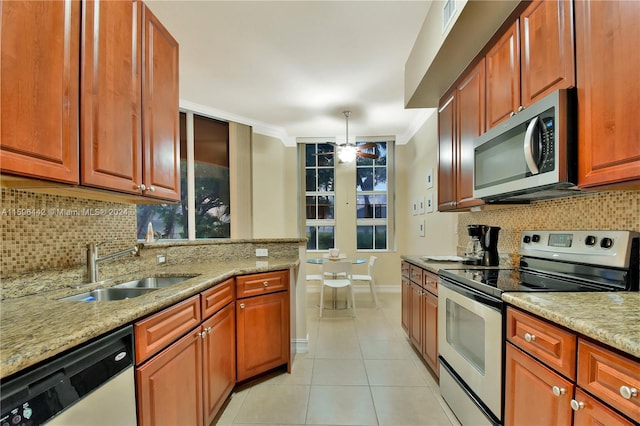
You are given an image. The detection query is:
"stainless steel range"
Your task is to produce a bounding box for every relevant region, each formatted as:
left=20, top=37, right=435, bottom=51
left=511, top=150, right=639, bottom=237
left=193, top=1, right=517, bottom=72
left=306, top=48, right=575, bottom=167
left=437, top=230, right=639, bottom=426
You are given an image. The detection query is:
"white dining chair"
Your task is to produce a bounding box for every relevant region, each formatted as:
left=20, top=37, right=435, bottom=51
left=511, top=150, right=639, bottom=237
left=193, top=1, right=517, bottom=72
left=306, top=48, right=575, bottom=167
left=350, top=255, right=379, bottom=308
left=319, top=261, right=355, bottom=318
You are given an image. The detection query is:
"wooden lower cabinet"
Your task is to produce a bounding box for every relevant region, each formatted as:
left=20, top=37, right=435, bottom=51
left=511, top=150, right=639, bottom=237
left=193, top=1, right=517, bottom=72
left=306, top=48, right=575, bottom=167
left=505, top=343, right=574, bottom=426
left=573, top=389, right=635, bottom=426
left=422, top=289, right=438, bottom=376
left=202, top=303, right=236, bottom=425
left=409, top=282, right=423, bottom=349
left=400, top=261, right=439, bottom=378
left=136, top=331, right=204, bottom=426
left=236, top=290, right=290, bottom=382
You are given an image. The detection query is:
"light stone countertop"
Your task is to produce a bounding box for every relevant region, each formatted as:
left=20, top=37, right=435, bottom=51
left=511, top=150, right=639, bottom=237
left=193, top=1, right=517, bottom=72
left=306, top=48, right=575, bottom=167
left=400, top=255, right=464, bottom=274
left=0, top=257, right=299, bottom=379
left=503, top=292, right=640, bottom=358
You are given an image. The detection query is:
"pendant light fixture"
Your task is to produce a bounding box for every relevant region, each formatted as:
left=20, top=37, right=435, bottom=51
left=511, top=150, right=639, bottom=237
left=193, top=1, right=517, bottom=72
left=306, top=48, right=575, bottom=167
left=337, top=111, right=357, bottom=163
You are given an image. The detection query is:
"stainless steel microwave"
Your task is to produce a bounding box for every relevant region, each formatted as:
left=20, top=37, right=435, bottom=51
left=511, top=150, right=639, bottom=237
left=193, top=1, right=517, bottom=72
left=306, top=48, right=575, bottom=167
left=473, top=89, right=579, bottom=202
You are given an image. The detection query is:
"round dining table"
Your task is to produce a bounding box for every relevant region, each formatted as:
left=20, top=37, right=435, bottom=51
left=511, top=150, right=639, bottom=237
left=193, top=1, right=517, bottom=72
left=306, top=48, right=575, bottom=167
left=306, top=257, right=367, bottom=310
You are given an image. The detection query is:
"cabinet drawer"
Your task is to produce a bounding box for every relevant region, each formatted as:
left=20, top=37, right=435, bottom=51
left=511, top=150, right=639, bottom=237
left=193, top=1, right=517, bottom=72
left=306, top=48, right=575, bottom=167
left=409, top=265, right=423, bottom=285
left=236, top=270, right=288, bottom=298
left=135, top=295, right=201, bottom=364
left=401, top=261, right=410, bottom=278
left=201, top=278, right=234, bottom=319
left=506, top=307, right=576, bottom=380
left=577, top=339, right=640, bottom=422
left=423, top=271, right=438, bottom=295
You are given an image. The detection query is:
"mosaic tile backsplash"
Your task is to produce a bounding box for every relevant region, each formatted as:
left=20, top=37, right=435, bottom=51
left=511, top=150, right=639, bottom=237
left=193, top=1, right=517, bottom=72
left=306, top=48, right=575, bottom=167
left=457, top=190, right=640, bottom=259
left=1, top=188, right=137, bottom=277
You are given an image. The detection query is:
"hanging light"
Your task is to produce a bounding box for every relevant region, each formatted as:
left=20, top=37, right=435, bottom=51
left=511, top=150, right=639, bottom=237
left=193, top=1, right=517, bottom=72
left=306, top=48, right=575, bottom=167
left=337, top=111, right=357, bottom=163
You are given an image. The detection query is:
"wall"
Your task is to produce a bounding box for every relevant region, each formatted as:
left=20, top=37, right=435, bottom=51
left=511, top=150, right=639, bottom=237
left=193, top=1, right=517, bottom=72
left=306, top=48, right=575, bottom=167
left=457, top=190, right=640, bottom=261
left=396, top=110, right=458, bottom=258
left=252, top=133, right=298, bottom=239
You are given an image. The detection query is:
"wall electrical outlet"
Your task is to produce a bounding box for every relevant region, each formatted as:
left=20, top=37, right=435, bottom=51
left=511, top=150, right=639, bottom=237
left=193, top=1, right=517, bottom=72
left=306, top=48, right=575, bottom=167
left=426, top=194, right=434, bottom=213
left=256, top=248, right=268, bottom=257
left=156, top=254, right=167, bottom=265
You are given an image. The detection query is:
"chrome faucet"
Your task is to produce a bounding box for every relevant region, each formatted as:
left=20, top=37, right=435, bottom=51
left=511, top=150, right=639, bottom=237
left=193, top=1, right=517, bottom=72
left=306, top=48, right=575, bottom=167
left=87, top=241, right=139, bottom=283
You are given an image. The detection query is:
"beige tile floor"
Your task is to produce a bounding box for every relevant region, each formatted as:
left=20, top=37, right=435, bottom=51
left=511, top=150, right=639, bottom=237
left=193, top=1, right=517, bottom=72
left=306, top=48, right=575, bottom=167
left=216, top=291, right=462, bottom=425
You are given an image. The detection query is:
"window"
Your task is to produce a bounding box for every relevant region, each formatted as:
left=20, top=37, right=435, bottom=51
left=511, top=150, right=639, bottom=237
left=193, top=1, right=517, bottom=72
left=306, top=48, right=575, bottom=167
left=136, top=112, right=230, bottom=240
left=305, top=143, right=335, bottom=250
left=356, top=142, right=388, bottom=250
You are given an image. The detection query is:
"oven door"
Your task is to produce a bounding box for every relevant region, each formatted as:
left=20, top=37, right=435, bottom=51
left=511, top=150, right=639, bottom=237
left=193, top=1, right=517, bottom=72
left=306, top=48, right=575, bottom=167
left=438, top=278, right=503, bottom=421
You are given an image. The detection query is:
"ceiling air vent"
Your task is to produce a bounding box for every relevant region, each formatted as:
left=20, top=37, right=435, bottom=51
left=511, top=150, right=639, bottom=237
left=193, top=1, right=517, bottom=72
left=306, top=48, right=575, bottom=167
left=442, top=0, right=457, bottom=34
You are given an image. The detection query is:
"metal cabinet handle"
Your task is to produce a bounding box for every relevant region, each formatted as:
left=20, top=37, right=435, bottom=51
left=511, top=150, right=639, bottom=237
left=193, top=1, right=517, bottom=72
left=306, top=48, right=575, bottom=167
left=240, top=303, right=245, bottom=309
left=197, top=331, right=207, bottom=339
left=136, top=184, right=146, bottom=191
left=510, top=111, right=516, bottom=117
left=570, top=399, right=584, bottom=411
left=518, top=105, right=525, bottom=112
left=205, top=327, right=212, bottom=334
left=552, top=386, right=566, bottom=397
left=524, top=332, right=536, bottom=342
left=146, top=186, right=156, bottom=193
left=620, top=386, right=638, bottom=399
left=263, top=281, right=269, bottom=287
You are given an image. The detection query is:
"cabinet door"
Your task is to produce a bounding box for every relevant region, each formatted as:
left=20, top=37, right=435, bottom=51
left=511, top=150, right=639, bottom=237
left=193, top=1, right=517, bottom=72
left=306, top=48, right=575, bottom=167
left=422, top=290, right=439, bottom=377
left=81, top=0, right=143, bottom=194
left=0, top=0, right=79, bottom=183
left=409, top=282, right=422, bottom=350
left=401, top=277, right=410, bottom=333
left=456, top=59, right=485, bottom=209
left=486, top=21, right=520, bottom=129
left=520, top=0, right=575, bottom=107
left=575, top=0, right=640, bottom=188
left=573, top=389, right=636, bottom=426
left=504, top=343, right=573, bottom=426
left=136, top=331, right=203, bottom=426
left=437, top=92, right=456, bottom=211
left=142, top=4, right=180, bottom=201
left=236, top=291, right=289, bottom=382
left=202, top=303, right=236, bottom=425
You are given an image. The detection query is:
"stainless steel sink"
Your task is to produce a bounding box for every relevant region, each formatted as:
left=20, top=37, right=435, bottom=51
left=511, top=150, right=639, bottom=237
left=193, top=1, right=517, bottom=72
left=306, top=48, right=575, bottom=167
left=113, top=276, right=196, bottom=289
left=60, top=287, right=158, bottom=302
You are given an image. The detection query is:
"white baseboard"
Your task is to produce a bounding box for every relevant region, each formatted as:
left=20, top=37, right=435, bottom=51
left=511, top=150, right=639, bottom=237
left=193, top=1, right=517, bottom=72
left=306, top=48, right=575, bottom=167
left=306, top=284, right=401, bottom=294
left=292, top=335, right=309, bottom=353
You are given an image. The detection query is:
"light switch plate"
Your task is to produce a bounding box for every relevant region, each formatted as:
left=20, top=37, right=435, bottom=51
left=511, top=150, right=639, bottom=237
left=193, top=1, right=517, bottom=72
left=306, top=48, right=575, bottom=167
left=418, top=196, right=425, bottom=214
left=426, top=194, right=434, bottom=213
left=412, top=200, right=418, bottom=216
left=426, top=168, right=434, bottom=189
left=418, top=219, right=425, bottom=237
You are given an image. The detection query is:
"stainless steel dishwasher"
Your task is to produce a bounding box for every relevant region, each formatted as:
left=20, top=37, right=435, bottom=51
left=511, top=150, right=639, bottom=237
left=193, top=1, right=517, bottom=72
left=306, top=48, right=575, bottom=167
left=0, top=325, right=136, bottom=426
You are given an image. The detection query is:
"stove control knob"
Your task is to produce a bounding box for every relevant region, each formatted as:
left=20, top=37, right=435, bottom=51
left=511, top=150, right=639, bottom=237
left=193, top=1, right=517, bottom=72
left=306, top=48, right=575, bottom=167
left=600, top=238, right=614, bottom=249
left=532, top=234, right=541, bottom=243
left=523, top=236, right=531, bottom=244
left=585, top=235, right=597, bottom=246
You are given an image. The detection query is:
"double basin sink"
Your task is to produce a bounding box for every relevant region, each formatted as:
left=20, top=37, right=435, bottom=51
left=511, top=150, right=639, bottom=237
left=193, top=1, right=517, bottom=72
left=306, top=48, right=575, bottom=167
left=61, top=276, right=196, bottom=302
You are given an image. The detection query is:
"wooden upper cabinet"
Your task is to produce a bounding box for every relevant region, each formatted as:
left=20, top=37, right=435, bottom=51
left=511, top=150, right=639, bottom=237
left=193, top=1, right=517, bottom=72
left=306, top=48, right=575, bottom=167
left=437, top=92, right=456, bottom=211
left=0, top=0, right=80, bottom=183
left=455, top=59, right=485, bottom=209
left=520, top=0, right=575, bottom=107
left=575, top=0, right=640, bottom=188
left=81, top=0, right=143, bottom=194
left=142, top=4, right=180, bottom=201
left=486, top=21, right=520, bottom=129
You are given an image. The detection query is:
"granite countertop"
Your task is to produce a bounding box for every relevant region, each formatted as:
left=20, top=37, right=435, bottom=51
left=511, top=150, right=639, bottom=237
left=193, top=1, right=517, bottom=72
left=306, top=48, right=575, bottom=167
left=400, top=255, right=465, bottom=274
left=0, top=257, right=299, bottom=379
left=503, top=292, right=640, bottom=358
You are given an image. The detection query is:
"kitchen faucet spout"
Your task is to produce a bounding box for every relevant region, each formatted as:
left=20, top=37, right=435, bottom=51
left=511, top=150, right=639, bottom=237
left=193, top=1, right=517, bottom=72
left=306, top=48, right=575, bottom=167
left=87, top=242, right=139, bottom=283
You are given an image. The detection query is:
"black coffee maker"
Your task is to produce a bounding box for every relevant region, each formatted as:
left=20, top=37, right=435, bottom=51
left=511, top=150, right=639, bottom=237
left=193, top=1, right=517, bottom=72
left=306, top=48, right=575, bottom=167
left=480, top=226, right=501, bottom=266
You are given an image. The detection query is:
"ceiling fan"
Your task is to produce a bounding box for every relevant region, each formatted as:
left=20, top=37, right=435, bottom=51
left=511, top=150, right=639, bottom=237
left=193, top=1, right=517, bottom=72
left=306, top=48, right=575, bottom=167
left=318, top=111, right=379, bottom=162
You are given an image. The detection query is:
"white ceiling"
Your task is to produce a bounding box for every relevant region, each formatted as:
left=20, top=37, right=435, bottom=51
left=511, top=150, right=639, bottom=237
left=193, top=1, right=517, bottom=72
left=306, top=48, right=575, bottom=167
left=145, top=1, right=434, bottom=146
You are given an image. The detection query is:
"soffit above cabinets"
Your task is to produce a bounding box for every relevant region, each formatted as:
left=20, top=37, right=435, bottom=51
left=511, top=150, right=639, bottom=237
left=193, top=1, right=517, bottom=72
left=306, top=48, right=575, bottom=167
left=405, top=0, right=520, bottom=108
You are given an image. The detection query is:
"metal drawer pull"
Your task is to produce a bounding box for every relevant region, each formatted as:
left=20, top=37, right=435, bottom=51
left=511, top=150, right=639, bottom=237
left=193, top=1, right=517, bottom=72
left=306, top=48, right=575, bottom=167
left=205, top=327, right=212, bottom=334
left=552, top=386, right=566, bottom=396
left=524, top=332, right=536, bottom=342
left=263, top=281, right=269, bottom=287
left=137, top=184, right=146, bottom=191
left=197, top=331, right=207, bottom=339
left=570, top=399, right=584, bottom=411
left=620, top=386, right=638, bottom=399
left=146, top=186, right=156, bottom=193
left=240, top=303, right=245, bottom=309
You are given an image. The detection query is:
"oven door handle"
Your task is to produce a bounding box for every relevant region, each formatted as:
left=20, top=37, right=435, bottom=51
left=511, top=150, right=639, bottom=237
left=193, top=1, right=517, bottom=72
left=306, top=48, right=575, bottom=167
left=439, top=278, right=503, bottom=312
